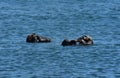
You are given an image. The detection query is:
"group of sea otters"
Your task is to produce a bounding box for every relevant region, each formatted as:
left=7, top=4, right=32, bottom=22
left=26, top=33, right=93, bottom=46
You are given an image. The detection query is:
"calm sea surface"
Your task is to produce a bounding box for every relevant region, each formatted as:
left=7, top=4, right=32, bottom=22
left=0, top=0, right=120, bottom=78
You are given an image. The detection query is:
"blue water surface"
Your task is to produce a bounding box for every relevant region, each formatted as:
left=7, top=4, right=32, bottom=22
left=0, top=0, right=120, bottom=78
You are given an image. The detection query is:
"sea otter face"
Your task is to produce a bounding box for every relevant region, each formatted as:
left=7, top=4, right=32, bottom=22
left=26, top=34, right=39, bottom=42
left=83, top=36, right=90, bottom=42
left=81, top=36, right=93, bottom=45
left=76, top=35, right=93, bottom=45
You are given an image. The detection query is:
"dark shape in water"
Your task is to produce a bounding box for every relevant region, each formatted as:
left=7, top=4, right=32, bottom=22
left=61, top=39, right=76, bottom=46
left=61, top=35, right=93, bottom=46
left=26, top=33, right=51, bottom=43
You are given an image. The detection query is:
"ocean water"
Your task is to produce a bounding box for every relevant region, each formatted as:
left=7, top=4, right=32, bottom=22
left=0, top=0, right=120, bottom=78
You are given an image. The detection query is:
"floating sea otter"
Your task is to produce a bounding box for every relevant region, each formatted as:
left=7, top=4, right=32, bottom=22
left=61, top=35, right=93, bottom=46
left=26, top=33, right=51, bottom=43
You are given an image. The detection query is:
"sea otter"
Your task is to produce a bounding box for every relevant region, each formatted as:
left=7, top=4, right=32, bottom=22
left=26, top=33, right=51, bottom=43
left=61, top=35, right=93, bottom=46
